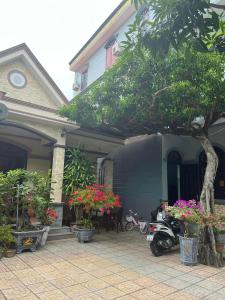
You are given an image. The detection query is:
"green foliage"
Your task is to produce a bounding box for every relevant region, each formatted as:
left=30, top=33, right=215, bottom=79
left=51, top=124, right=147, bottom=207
left=63, top=148, right=95, bottom=195
left=0, top=225, right=16, bottom=250
left=0, top=169, right=54, bottom=229
left=79, top=217, right=94, bottom=229
left=129, top=0, right=225, bottom=55
left=61, top=47, right=225, bottom=137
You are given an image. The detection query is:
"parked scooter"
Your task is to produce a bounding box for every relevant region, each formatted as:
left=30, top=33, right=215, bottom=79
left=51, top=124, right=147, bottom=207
left=147, top=204, right=180, bottom=256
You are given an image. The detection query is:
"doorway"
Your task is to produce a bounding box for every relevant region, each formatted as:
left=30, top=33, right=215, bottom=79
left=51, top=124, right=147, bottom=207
left=167, top=151, right=182, bottom=206
left=0, top=141, right=27, bottom=173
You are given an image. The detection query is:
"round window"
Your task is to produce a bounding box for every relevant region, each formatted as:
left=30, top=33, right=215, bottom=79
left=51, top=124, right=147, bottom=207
left=8, top=70, right=27, bottom=89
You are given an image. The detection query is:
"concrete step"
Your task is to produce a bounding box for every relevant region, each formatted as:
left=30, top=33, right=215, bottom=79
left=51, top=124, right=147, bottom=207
left=49, top=226, right=72, bottom=234
left=47, top=226, right=74, bottom=241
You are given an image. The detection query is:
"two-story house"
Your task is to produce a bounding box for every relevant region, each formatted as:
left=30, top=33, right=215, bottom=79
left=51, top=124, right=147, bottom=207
left=69, top=0, right=225, bottom=218
left=0, top=43, right=124, bottom=231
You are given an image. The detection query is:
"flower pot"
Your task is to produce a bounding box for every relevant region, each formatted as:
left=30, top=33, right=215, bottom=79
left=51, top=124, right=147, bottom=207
left=76, top=228, right=95, bottom=243
left=216, top=243, right=224, bottom=253
left=217, top=234, right=225, bottom=244
left=179, top=235, right=199, bottom=266
left=13, top=228, right=45, bottom=254
left=40, top=226, right=50, bottom=247
left=4, top=249, right=16, bottom=258
left=185, top=223, right=200, bottom=237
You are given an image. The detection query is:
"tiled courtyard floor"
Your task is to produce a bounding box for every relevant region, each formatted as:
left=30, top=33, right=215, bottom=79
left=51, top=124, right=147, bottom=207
left=0, top=232, right=225, bottom=300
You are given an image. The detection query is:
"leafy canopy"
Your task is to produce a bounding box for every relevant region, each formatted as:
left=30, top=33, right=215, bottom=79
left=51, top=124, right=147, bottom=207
left=61, top=47, right=225, bottom=137
left=127, top=0, right=225, bottom=54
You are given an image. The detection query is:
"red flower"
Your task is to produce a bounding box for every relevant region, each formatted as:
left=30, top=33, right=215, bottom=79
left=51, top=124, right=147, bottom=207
left=68, top=199, right=74, bottom=206
left=72, top=191, right=79, bottom=195
left=77, top=197, right=83, bottom=202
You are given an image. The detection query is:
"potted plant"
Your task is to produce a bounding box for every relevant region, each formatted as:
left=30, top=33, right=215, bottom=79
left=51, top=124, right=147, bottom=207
left=31, top=172, right=58, bottom=246
left=68, top=184, right=121, bottom=242
left=38, top=208, right=58, bottom=246
left=0, top=225, right=16, bottom=258
left=0, top=169, right=55, bottom=253
left=167, top=199, right=204, bottom=266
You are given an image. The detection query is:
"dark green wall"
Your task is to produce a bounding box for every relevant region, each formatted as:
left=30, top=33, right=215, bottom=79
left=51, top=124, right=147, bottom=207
left=112, top=135, right=162, bottom=219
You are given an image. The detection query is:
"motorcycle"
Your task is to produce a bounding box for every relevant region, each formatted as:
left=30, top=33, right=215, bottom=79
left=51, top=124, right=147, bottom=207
left=147, top=204, right=181, bottom=256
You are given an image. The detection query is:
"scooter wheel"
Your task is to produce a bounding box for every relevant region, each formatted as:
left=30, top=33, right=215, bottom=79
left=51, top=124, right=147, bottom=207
left=150, top=240, right=163, bottom=257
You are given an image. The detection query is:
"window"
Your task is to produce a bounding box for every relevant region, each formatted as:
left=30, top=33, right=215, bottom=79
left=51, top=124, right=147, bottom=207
left=106, top=43, right=118, bottom=69
left=81, top=69, right=88, bottom=91
left=105, top=34, right=119, bottom=69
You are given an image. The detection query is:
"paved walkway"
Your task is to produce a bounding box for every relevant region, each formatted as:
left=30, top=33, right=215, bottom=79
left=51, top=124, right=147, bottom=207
left=0, top=232, right=225, bottom=299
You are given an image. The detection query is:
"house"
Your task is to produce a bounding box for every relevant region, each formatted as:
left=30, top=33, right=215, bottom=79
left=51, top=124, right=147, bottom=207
left=0, top=43, right=124, bottom=226
left=69, top=0, right=225, bottom=218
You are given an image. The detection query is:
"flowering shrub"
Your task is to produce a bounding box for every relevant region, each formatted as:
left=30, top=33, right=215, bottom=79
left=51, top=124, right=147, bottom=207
left=68, top=184, right=121, bottom=217
left=167, top=200, right=204, bottom=223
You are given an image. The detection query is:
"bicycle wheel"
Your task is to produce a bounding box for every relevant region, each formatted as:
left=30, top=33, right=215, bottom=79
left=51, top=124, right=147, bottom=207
left=125, top=221, right=134, bottom=231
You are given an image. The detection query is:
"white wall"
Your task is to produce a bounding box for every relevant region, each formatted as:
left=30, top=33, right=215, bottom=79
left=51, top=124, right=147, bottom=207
left=73, top=13, right=136, bottom=96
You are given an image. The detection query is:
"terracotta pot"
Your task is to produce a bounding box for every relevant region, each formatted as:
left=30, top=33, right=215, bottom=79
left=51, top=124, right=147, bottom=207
left=216, top=243, right=224, bottom=253
left=4, top=249, right=16, bottom=258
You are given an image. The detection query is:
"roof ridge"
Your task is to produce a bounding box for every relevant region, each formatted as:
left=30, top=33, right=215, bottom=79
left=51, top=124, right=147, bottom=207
left=0, top=43, right=68, bottom=104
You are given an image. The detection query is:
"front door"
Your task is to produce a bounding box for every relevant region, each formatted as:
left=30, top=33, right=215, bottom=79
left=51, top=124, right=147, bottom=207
left=180, top=164, right=200, bottom=200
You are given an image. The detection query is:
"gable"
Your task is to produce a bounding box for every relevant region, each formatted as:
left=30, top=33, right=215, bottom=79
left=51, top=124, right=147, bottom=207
left=0, top=44, right=68, bottom=109
left=0, top=59, right=59, bottom=109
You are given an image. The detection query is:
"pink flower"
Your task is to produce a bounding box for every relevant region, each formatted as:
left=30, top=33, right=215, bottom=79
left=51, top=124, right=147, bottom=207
left=100, top=208, right=105, bottom=215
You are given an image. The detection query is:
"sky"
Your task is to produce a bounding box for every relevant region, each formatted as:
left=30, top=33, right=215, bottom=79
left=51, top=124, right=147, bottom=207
left=0, top=0, right=122, bottom=99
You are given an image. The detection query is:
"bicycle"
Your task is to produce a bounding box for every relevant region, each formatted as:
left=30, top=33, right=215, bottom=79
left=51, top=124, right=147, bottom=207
left=125, top=209, right=148, bottom=234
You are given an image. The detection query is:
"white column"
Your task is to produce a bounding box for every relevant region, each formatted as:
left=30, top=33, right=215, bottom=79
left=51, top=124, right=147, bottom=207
left=51, top=145, right=65, bottom=203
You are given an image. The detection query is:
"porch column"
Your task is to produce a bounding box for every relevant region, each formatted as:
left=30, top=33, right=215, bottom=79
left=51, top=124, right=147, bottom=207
left=51, top=145, right=65, bottom=203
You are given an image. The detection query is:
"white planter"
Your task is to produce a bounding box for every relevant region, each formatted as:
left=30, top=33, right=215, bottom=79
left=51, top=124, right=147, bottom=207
left=40, top=226, right=50, bottom=247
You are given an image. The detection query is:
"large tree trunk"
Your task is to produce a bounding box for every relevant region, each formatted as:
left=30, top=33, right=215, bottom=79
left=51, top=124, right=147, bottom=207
left=194, top=133, right=224, bottom=267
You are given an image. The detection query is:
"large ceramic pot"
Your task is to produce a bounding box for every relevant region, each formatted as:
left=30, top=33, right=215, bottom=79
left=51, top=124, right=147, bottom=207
left=216, top=243, right=224, bottom=254
left=179, top=235, right=199, bottom=266
left=40, top=226, right=50, bottom=247
left=75, top=228, right=95, bottom=243
left=13, top=228, right=45, bottom=254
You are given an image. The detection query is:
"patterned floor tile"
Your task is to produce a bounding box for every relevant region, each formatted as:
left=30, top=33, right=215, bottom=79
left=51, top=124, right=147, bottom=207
left=62, top=284, right=90, bottom=298
left=132, top=288, right=161, bottom=299
left=2, top=286, right=34, bottom=299
left=37, top=289, right=69, bottom=300
left=96, top=286, right=125, bottom=299
left=115, top=280, right=143, bottom=293
left=102, top=274, right=127, bottom=285
left=148, top=283, right=177, bottom=296
left=27, top=281, right=57, bottom=294
left=82, top=278, right=110, bottom=291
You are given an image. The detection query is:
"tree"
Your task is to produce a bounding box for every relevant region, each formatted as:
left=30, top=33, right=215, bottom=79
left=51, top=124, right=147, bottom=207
left=127, top=0, right=225, bottom=54
left=61, top=46, right=225, bottom=266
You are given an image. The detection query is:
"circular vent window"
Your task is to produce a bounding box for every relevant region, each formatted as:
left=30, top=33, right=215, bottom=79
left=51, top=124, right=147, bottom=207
left=8, top=70, right=27, bottom=89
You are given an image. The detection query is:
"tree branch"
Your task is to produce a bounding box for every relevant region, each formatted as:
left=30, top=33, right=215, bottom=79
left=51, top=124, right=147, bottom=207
left=210, top=3, right=225, bottom=10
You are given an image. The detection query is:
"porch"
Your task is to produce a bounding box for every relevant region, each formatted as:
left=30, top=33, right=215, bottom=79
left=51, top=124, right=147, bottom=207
left=1, top=232, right=225, bottom=299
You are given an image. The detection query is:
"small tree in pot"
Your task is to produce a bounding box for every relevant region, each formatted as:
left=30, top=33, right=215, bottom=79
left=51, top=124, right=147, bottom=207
left=168, top=200, right=204, bottom=266
left=68, top=184, right=121, bottom=242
